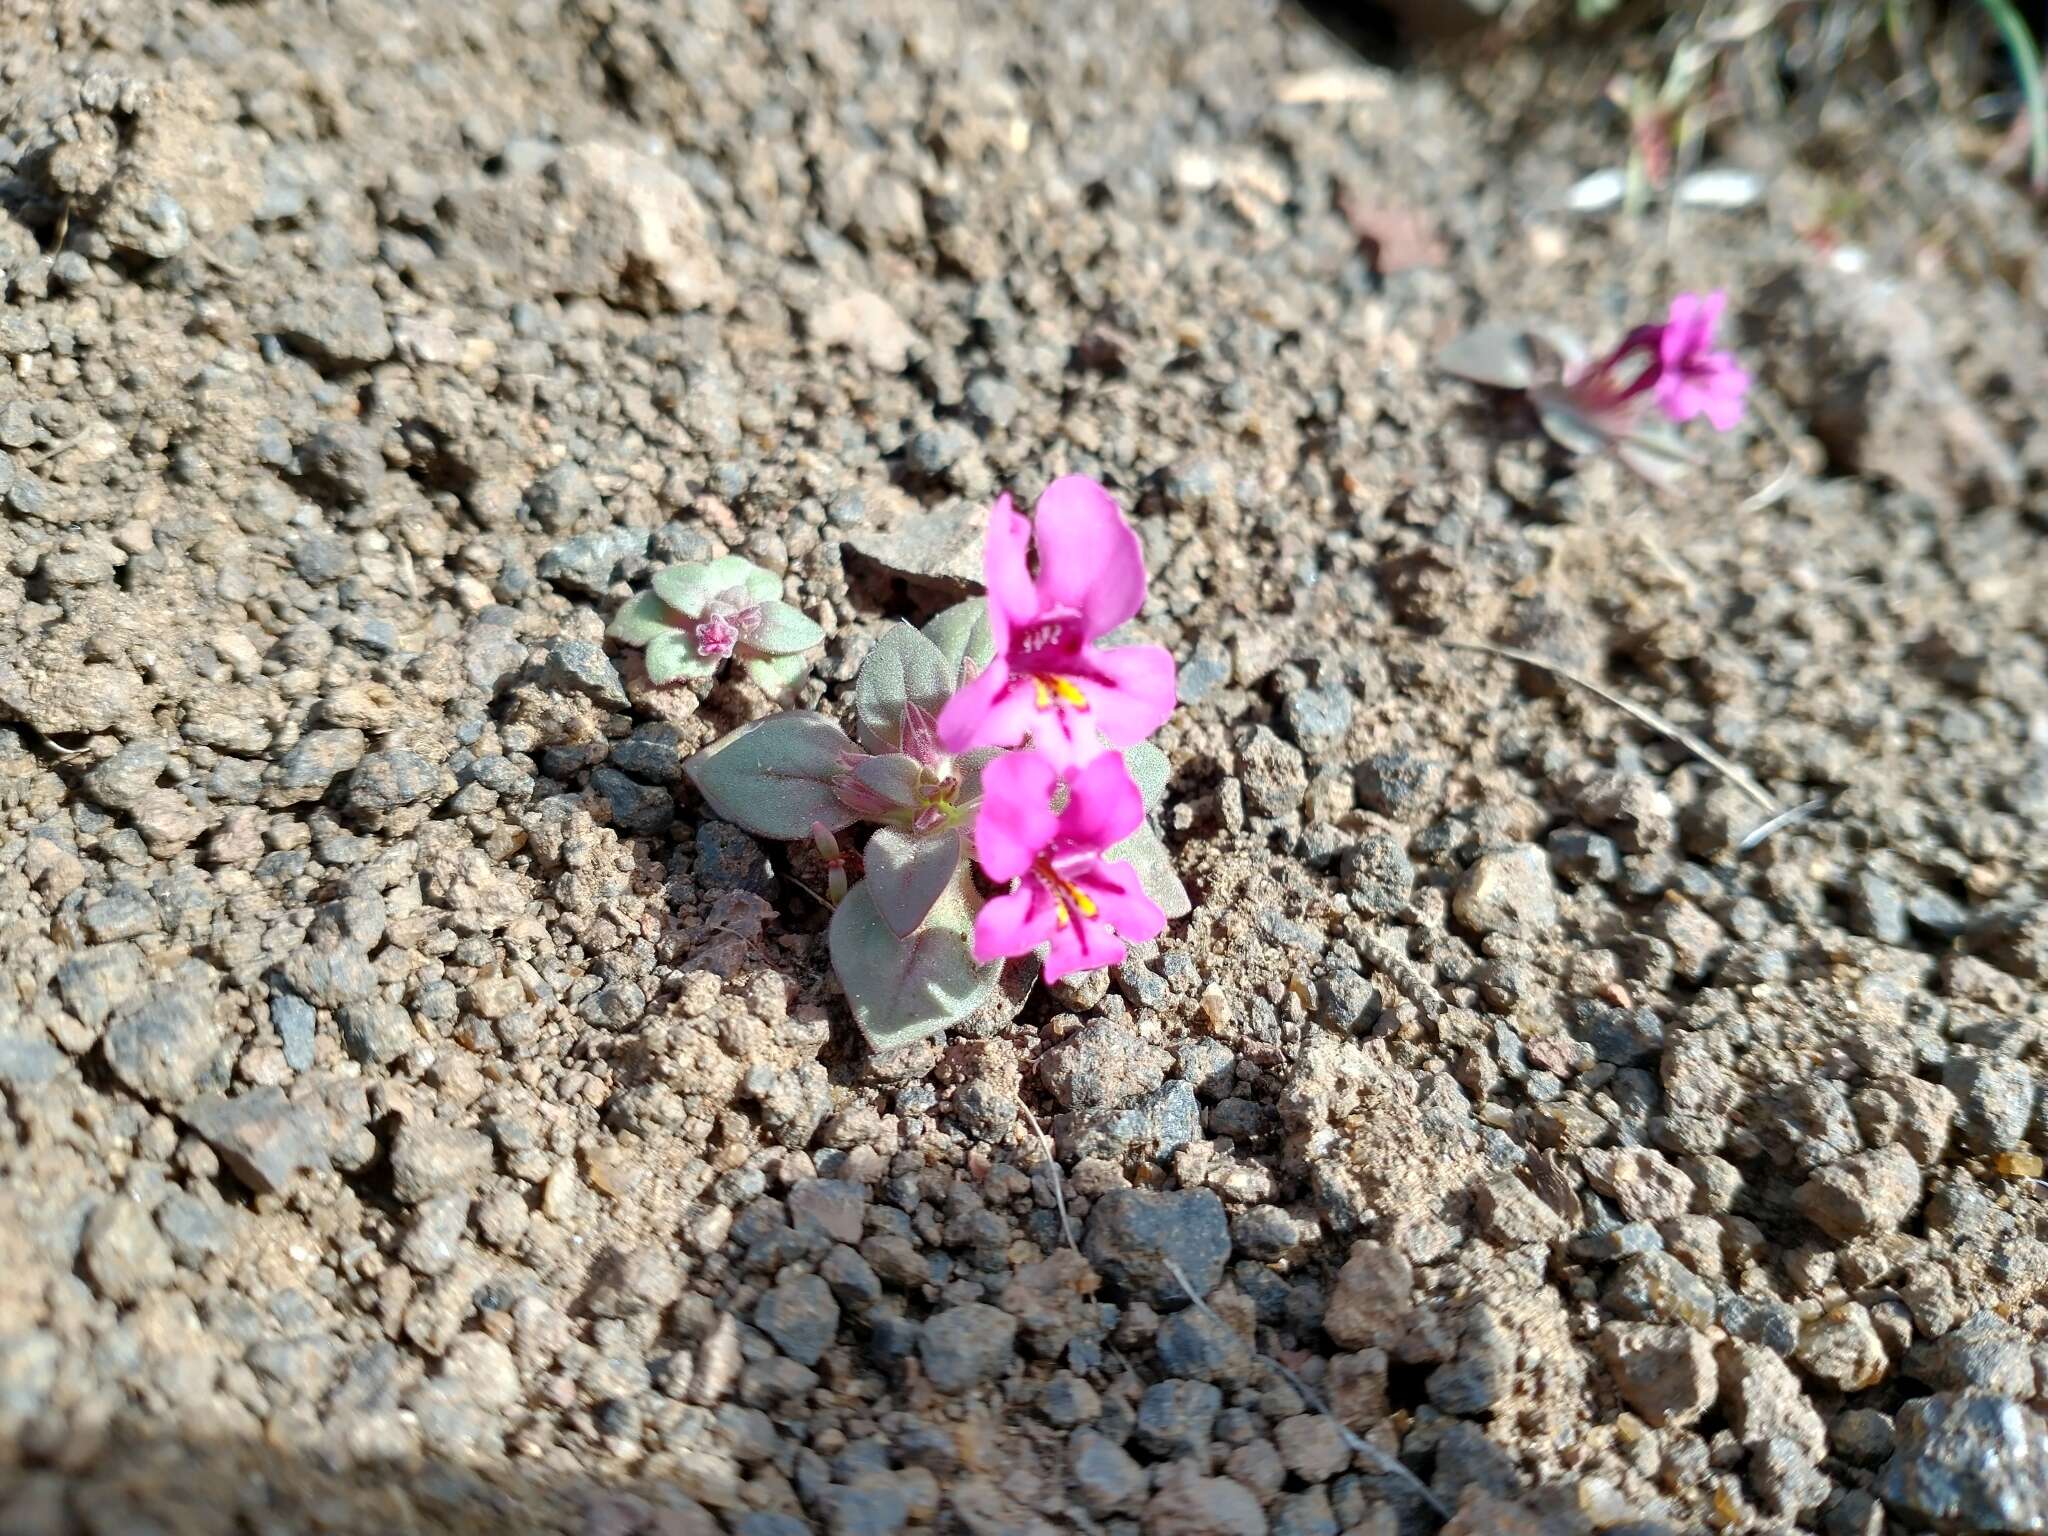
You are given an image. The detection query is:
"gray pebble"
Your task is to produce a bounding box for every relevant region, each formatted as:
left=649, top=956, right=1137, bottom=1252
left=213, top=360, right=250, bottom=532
left=539, top=639, right=629, bottom=710
left=270, top=991, right=316, bottom=1072
left=917, top=1302, right=1017, bottom=1393
left=695, top=819, right=774, bottom=894
left=180, top=1086, right=331, bottom=1194
left=1134, top=1377, right=1221, bottom=1457
left=103, top=989, right=224, bottom=1103
left=756, top=1272, right=841, bottom=1367
left=1082, top=1187, right=1232, bottom=1305
left=592, top=767, right=671, bottom=835
left=1878, top=1392, right=2048, bottom=1533
left=538, top=527, right=649, bottom=596
left=388, top=1119, right=493, bottom=1204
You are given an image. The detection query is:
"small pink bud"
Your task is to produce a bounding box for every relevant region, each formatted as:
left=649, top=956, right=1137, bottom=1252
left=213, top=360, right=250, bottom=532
left=694, top=615, right=740, bottom=658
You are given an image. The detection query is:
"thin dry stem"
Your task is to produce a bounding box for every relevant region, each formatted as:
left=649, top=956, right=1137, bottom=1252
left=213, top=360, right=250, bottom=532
left=1447, top=639, right=1779, bottom=814
left=1019, top=1101, right=1077, bottom=1254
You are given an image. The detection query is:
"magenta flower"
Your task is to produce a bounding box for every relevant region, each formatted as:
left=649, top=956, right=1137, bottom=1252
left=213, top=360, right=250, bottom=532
left=1649, top=291, right=1749, bottom=431
left=937, top=476, right=1176, bottom=774
left=971, top=751, right=1164, bottom=984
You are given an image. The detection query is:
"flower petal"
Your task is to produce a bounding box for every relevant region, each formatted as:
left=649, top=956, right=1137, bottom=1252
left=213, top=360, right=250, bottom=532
left=1054, top=751, right=1146, bottom=855
left=1074, top=857, right=1166, bottom=944
left=1072, top=643, right=1177, bottom=747
left=973, top=752, right=1058, bottom=881
left=938, top=656, right=1026, bottom=755
left=1021, top=700, right=1099, bottom=776
left=973, top=882, right=1058, bottom=965
left=1041, top=908, right=1125, bottom=985
left=746, top=600, right=824, bottom=655
left=981, top=493, right=1035, bottom=643
left=1031, top=475, right=1146, bottom=638
left=607, top=590, right=681, bottom=646
left=646, top=630, right=719, bottom=684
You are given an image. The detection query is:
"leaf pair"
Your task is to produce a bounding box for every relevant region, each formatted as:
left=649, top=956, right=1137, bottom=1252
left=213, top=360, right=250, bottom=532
left=607, top=555, right=825, bottom=693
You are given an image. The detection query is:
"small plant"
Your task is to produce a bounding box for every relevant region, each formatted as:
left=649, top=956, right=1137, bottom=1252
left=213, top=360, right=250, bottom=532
left=1439, top=290, right=1751, bottom=486
left=607, top=555, right=823, bottom=696
left=684, top=478, right=1187, bottom=1050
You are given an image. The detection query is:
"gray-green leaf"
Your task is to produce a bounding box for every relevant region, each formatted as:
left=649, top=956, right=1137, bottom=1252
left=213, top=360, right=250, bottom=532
left=922, top=599, right=996, bottom=686
left=683, top=710, right=858, bottom=840
left=607, top=590, right=679, bottom=647
left=1613, top=420, right=1702, bottom=487
left=1122, top=739, right=1170, bottom=815
left=855, top=622, right=953, bottom=754
left=829, top=875, right=998, bottom=1050
left=1529, top=387, right=1612, bottom=458
left=749, top=600, right=825, bottom=656
left=742, top=652, right=808, bottom=698
left=1438, top=325, right=1584, bottom=392
left=864, top=826, right=962, bottom=937
left=1106, top=825, right=1191, bottom=920
left=646, top=630, right=718, bottom=685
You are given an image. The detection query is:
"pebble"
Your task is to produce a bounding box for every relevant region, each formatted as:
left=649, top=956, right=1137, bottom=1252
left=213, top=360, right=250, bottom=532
left=56, top=943, right=144, bottom=1030
left=1598, top=1323, right=1716, bottom=1427
left=1796, top=1146, right=1924, bottom=1239
left=274, top=281, right=394, bottom=368
left=180, top=1086, right=331, bottom=1193
left=82, top=741, right=168, bottom=811
left=103, top=988, right=224, bottom=1103
left=339, top=1000, right=417, bottom=1065
left=279, top=943, right=379, bottom=1007
left=917, top=1303, right=1017, bottom=1393
left=1135, top=1377, right=1223, bottom=1457
left=346, top=750, right=453, bottom=816
left=1070, top=1431, right=1147, bottom=1515
left=1281, top=684, right=1353, bottom=752
left=1941, top=1056, right=2035, bottom=1155
left=538, top=527, right=649, bottom=595
left=388, top=1119, right=493, bottom=1204
left=296, top=423, right=385, bottom=504
left=1039, top=1021, right=1170, bottom=1109
left=1233, top=725, right=1308, bottom=819
left=1453, top=845, right=1559, bottom=937
left=592, top=767, right=672, bottom=834
left=1878, top=1393, right=2048, bottom=1533
left=81, top=1197, right=175, bottom=1303
left=1341, top=833, right=1414, bottom=918
left=539, top=639, right=630, bottom=709
left=818, top=1484, right=909, bottom=1536
left=270, top=992, right=316, bottom=1072
left=1356, top=752, right=1439, bottom=817
left=756, top=1273, right=840, bottom=1367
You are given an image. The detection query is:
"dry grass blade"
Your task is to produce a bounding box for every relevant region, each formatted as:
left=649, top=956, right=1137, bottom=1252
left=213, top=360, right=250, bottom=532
left=1447, top=639, right=1778, bottom=814
left=1018, top=1101, right=1077, bottom=1254
left=1736, top=794, right=1829, bottom=852
left=1163, top=1258, right=1449, bottom=1519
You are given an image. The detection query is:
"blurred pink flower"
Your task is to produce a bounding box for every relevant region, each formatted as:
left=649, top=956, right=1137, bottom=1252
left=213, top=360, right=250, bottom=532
left=1650, top=291, right=1750, bottom=431
left=937, top=476, right=1176, bottom=774
left=970, top=751, right=1164, bottom=984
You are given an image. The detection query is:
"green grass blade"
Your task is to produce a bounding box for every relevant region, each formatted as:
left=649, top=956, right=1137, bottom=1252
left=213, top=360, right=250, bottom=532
left=1979, top=0, right=2048, bottom=191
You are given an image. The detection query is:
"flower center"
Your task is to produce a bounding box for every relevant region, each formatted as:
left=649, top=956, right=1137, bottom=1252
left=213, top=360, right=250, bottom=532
left=1032, top=675, right=1090, bottom=713
left=1035, top=856, right=1099, bottom=929
left=694, top=615, right=740, bottom=658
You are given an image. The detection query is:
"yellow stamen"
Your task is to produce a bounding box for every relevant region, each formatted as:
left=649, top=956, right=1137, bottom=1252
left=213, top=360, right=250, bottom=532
left=1032, top=675, right=1090, bottom=712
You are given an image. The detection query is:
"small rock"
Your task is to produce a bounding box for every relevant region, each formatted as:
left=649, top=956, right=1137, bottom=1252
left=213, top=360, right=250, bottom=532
left=539, top=527, right=649, bottom=596
left=1070, top=1430, right=1146, bottom=1516
left=1453, top=846, right=1559, bottom=938
left=275, top=282, right=394, bottom=369
left=296, top=423, right=385, bottom=505
left=1942, top=1056, right=2036, bottom=1156
left=1234, top=726, right=1309, bottom=819
left=388, top=1119, right=493, bottom=1204
left=1794, top=1302, right=1888, bottom=1392
left=539, top=639, right=629, bottom=710
left=755, top=1273, right=840, bottom=1368
left=338, top=1001, right=416, bottom=1066
left=693, top=819, right=772, bottom=892
left=270, top=992, right=315, bottom=1073
left=103, top=989, right=224, bottom=1103
left=1281, top=685, right=1353, bottom=753
left=1322, top=1241, right=1413, bottom=1349
left=1135, top=1378, right=1223, bottom=1458
left=1081, top=1188, right=1232, bottom=1306
left=83, top=741, right=168, bottom=811
left=81, top=1197, right=174, bottom=1303
left=1356, top=752, right=1439, bottom=817
left=917, top=1303, right=1017, bottom=1393
left=592, top=767, right=671, bottom=835
left=1718, top=1339, right=1828, bottom=1462
left=1039, top=1022, right=1171, bottom=1109
left=1797, top=1146, right=1924, bottom=1240
left=180, top=1086, right=331, bottom=1194
left=1341, top=833, right=1415, bottom=918
left=345, top=750, right=453, bottom=817
left=1599, top=1323, right=1716, bottom=1427
left=1878, top=1393, right=2048, bottom=1534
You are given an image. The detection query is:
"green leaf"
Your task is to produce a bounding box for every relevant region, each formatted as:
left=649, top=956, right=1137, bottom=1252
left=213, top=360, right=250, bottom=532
left=683, top=710, right=859, bottom=840
left=954, top=745, right=1000, bottom=805
left=742, top=653, right=808, bottom=698
left=748, top=600, right=824, bottom=656
left=855, top=622, right=952, bottom=754
left=851, top=753, right=922, bottom=810
left=651, top=561, right=717, bottom=615
left=1529, top=387, right=1612, bottom=458
left=646, top=630, right=719, bottom=685
left=864, top=826, right=962, bottom=936
left=1122, top=740, right=1170, bottom=815
left=1438, top=325, right=1584, bottom=393
left=1105, top=825, right=1191, bottom=920
left=607, top=590, right=680, bottom=647
left=923, top=599, right=996, bottom=685
left=1613, top=420, right=1702, bottom=488
left=829, top=874, right=998, bottom=1050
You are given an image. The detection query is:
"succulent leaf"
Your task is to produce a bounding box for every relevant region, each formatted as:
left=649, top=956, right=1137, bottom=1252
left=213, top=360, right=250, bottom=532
left=1121, top=739, right=1170, bottom=815
left=742, top=652, right=808, bottom=698
left=1613, top=420, right=1702, bottom=487
left=1439, top=325, right=1585, bottom=393
left=864, top=826, right=962, bottom=936
left=607, top=590, right=680, bottom=647
left=683, top=710, right=860, bottom=840
left=922, top=599, right=996, bottom=685
left=1530, top=387, right=1612, bottom=457
left=850, top=752, right=922, bottom=811
left=646, top=630, right=718, bottom=685
left=748, top=600, right=825, bottom=656
left=855, top=622, right=953, bottom=754
left=651, top=562, right=717, bottom=616
left=829, top=873, right=997, bottom=1050
left=1104, top=824, right=1192, bottom=919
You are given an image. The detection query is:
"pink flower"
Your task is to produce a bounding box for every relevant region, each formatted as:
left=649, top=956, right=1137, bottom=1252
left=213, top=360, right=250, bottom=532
left=937, top=476, right=1176, bottom=774
left=1651, top=291, right=1749, bottom=431
left=694, top=614, right=741, bottom=658
left=971, top=751, right=1164, bottom=984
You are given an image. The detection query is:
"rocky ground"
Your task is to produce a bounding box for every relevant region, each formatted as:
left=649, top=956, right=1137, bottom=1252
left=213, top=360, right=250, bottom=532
left=4, top=1, right=2048, bottom=1533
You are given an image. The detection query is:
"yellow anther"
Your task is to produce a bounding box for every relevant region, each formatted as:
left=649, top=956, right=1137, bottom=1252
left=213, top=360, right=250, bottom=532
left=1032, top=675, right=1090, bottom=712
